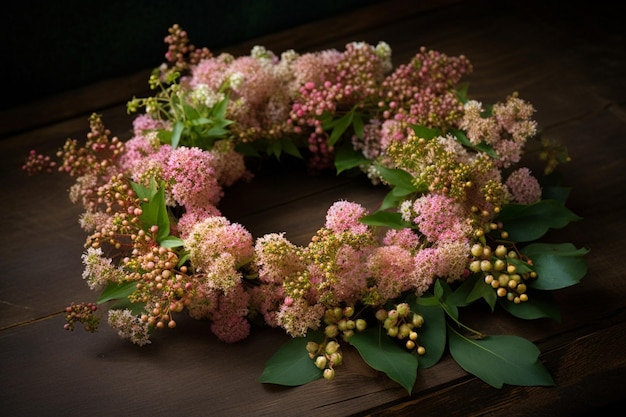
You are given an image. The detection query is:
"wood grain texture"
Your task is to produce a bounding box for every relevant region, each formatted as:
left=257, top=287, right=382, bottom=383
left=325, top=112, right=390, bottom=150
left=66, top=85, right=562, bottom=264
left=1, top=0, right=624, bottom=416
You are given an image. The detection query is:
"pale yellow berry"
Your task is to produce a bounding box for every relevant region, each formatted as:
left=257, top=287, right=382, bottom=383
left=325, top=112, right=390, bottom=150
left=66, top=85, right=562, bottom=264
left=315, top=355, right=328, bottom=370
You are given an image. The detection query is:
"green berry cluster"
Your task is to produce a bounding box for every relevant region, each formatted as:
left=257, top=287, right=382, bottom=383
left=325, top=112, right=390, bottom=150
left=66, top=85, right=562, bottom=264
left=322, top=305, right=367, bottom=342
left=306, top=339, right=343, bottom=380
left=307, top=305, right=369, bottom=380
left=377, top=303, right=426, bottom=354
left=469, top=243, right=536, bottom=303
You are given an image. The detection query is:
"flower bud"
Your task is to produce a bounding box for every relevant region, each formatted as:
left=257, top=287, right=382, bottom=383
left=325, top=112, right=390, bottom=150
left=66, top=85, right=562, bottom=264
left=471, top=243, right=483, bottom=257
left=330, top=352, right=343, bottom=366
left=396, top=303, right=410, bottom=317
left=325, top=324, right=339, bottom=338
left=323, top=368, right=335, bottom=380
left=315, top=355, right=328, bottom=369
left=412, top=314, right=424, bottom=328
left=387, top=326, right=399, bottom=338
left=355, top=319, right=367, bottom=332
left=306, top=341, right=319, bottom=354
left=399, top=323, right=411, bottom=339
left=325, top=340, right=340, bottom=354
left=469, top=260, right=481, bottom=273
left=495, top=245, right=507, bottom=258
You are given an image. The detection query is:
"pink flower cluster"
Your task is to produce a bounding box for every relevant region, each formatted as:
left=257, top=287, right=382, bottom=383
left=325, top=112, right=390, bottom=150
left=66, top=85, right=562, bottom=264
left=248, top=200, right=471, bottom=337
left=460, top=94, right=538, bottom=168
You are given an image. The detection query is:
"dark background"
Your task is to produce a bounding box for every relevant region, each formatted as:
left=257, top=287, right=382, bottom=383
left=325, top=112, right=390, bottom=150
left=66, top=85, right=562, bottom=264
left=3, top=0, right=383, bottom=110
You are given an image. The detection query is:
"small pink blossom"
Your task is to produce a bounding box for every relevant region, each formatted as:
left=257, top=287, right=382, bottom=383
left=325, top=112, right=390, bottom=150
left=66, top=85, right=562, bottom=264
left=506, top=167, right=542, bottom=204
left=367, top=245, right=415, bottom=300
left=325, top=200, right=369, bottom=234
left=412, top=194, right=470, bottom=243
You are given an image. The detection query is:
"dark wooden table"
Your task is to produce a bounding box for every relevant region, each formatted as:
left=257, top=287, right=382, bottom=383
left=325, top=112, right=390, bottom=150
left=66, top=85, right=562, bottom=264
left=2, top=1, right=625, bottom=415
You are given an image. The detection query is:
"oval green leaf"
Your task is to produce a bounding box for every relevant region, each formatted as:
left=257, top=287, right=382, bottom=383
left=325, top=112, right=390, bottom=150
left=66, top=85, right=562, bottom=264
left=258, top=335, right=323, bottom=386
left=522, top=243, right=589, bottom=290
left=349, top=327, right=418, bottom=394
left=448, top=328, right=554, bottom=388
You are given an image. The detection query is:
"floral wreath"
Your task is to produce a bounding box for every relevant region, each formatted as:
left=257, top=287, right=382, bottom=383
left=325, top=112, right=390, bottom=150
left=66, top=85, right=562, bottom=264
left=24, top=24, right=588, bottom=393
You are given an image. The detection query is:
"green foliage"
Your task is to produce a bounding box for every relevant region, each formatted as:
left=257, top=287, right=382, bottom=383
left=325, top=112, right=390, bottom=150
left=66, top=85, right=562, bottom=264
left=129, top=76, right=234, bottom=152
left=135, top=184, right=170, bottom=243
left=334, top=143, right=369, bottom=175
left=410, top=124, right=441, bottom=140
left=499, top=290, right=562, bottom=322
left=97, top=281, right=137, bottom=304
left=496, top=200, right=582, bottom=242
left=358, top=163, right=425, bottom=228
left=448, top=328, right=555, bottom=388
left=522, top=243, right=589, bottom=290
left=159, top=236, right=184, bottom=248
left=131, top=179, right=184, bottom=247
left=258, top=333, right=324, bottom=386
left=349, top=327, right=418, bottom=394
left=320, top=107, right=364, bottom=147
left=109, top=297, right=147, bottom=317
left=360, top=211, right=412, bottom=229
left=457, top=274, right=498, bottom=312
left=541, top=185, right=572, bottom=204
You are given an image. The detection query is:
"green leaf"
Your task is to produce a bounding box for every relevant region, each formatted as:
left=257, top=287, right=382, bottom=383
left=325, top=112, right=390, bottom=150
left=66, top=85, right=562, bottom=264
left=352, top=112, right=364, bottom=139
left=448, top=327, right=554, bottom=388
left=434, top=280, right=459, bottom=321
left=411, top=300, right=447, bottom=368
left=410, top=124, right=442, bottom=140
left=498, top=290, right=562, bottom=322
left=97, top=281, right=137, bottom=304
left=139, top=185, right=171, bottom=242
left=360, top=211, right=412, bottom=229
left=190, top=117, right=212, bottom=126
left=467, top=279, right=498, bottom=311
left=451, top=274, right=497, bottom=311
left=446, top=274, right=477, bottom=308
left=110, top=299, right=147, bottom=317
left=234, top=141, right=261, bottom=157
left=205, top=125, right=230, bottom=138
left=456, top=83, right=470, bottom=103
left=258, top=335, right=323, bottom=386
left=328, top=111, right=353, bottom=146
left=541, top=185, right=571, bottom=204
left=271, top=140, right=281, bottom=159
left=171, top=120, right=184, bottom=149
left=214, top=96, right=229, bottom=118
left=157, top=129, right=173, bottom=146
left=278, top=137, right=303, bottom=159
left=505, top=257, right=535, bottom=275
left=496, top=200, right=582, bottom=242
left=349, top=327, right=418, bottom=394
left=375, top=164, right=417, bottom=191
left=522, top=243, right=589, bottom=290
left=160, top=236, right=184, bottom=248
left=131, top=177, right=158, bottom=201
left=334, top=144, right=369, bottom=175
